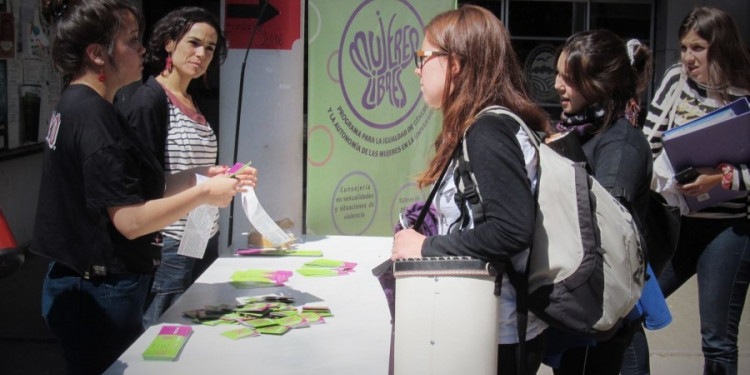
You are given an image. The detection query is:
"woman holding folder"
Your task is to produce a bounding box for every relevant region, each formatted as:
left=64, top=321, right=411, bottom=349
left=641, top=6, right=750, bottom=375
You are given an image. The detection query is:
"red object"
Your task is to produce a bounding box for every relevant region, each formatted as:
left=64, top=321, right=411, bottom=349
left=0, top=207, right=24, bottom=278
left=98, top=68, right=105, bottom=83
left=225, top=0, right=300, bottom=50
left=719, top=163, right=734, bottom=190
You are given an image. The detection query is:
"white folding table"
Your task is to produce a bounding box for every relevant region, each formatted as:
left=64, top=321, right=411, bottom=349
left=104, top=235, right=393, bottom=375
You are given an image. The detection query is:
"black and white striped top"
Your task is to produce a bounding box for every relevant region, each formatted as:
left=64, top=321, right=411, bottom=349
left=162, top=88, right=219, bottom=240
left=643, top=64, right=749, bottom=219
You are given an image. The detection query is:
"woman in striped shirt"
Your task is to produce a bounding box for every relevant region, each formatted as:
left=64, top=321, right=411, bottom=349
left=124, top=7, right=258, bottom=327
left=639, top=7, right=750, bottom=375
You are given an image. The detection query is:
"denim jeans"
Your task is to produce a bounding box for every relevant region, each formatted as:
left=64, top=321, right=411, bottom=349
left=621, top=326, right=650, bottom=375
left=660, top=217, right=749, bottom=375
left=552, top=319, right=640, bottom=375
left=41, top=262, right=150, bottom=375
left=142, top=236, right=196, bottom=328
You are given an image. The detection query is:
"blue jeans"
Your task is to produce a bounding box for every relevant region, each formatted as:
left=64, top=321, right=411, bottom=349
left=42, top=262, right=150, bottom=375
left=142, top=236, right=196, bottom=327
left=621, top=326, right=650, bottom=375
left=552, top=319, right=640, bottom=375
left=660, top=217, right=749, bottom=375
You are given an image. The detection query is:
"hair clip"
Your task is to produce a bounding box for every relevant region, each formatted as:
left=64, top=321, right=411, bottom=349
left=626, top=39, right=641, bottom=65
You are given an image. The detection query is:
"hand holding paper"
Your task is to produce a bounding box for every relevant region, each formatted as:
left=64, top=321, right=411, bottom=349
left=200, top=175, right=239, bottom=207
left=225, top=161, right=258, bottom=192
left=226, top=161, right=253, bottom=176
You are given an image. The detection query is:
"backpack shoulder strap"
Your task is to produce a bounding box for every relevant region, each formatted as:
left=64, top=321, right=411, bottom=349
left=456, top=106, right=541, bottom=226
left=484, top=106, right=541, bottom=150
left=456, top=133, right=486, bottom=225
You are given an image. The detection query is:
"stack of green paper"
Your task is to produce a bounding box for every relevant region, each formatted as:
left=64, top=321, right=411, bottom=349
left=296, top=258, right=357, bottom=277
left=236, top=248, right=323, bottom=257
left=229, top=269, right=293, bottom=288
left=142, top=325, right=193, bottom=361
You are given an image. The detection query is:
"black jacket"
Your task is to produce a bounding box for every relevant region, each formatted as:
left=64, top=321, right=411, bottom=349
left=422, top=113, right=536, bottom=264
left=583, top=117, right=653, bottom=229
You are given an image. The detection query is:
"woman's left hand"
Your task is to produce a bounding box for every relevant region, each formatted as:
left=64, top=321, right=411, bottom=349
left=206, top=165, right=258, bottom=192
left=231, top=166, right=258, bottom=189
left=391, top=228, right=426, bottom=260
left=676, top=166, right=722, bottom=197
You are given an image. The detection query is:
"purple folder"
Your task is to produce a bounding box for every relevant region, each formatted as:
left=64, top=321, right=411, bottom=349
left=662, top=97, right=749, bottom=212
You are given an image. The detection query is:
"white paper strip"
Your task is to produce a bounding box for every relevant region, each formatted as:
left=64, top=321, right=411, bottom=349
left=241, top=187, right=292, bottom=247
left=178, top=175, right=219, bottom=258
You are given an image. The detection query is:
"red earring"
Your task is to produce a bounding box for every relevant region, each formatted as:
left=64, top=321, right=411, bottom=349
left=98, top=68, right=105, bottom=83
left=165, top=55, right=173, bottom=73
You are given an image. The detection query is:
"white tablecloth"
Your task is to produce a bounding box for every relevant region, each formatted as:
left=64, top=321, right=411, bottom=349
left=104, top=235, right=393, bottom=375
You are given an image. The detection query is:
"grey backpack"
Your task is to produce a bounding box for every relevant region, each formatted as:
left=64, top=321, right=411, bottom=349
left=455, top=106, right=646, bottom=340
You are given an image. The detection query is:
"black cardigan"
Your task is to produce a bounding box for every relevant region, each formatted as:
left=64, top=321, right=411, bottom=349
left=422, top=113, right=536, bottom=264
left=122, top=76, right=170, bottom=167
left=583, top=117, right=653, bottom=229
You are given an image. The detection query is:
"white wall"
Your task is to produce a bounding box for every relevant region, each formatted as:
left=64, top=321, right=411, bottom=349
left=217, top=0, right=306, bottom=254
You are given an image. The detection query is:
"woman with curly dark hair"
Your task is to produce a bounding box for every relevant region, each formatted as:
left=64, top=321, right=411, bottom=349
left=122, top=6, right=258, bottom=328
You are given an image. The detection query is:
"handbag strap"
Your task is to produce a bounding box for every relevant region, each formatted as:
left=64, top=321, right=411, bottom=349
left=412, top=159, right=450, bottom=233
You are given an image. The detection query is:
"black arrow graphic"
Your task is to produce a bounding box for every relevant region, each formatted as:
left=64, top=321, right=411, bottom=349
left=226, top=0, right=279, bottom=26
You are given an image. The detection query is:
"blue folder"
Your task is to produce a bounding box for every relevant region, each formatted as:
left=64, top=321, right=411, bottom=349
left=662, top=97, right=749, bottom=212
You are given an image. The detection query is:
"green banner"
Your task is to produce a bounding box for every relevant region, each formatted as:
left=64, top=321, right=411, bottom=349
left=306, top=0, right=455, bottom=235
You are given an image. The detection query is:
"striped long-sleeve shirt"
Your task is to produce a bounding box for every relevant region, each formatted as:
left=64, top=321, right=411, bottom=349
left=161, top=88, right=219, bottom=240
left=124, top=77, right=220, bottom=241
left=642, top=64, right=749, bottom=219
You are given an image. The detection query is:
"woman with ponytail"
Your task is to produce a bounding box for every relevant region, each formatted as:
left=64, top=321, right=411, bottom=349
left=545, top=29, right=662, bottom=375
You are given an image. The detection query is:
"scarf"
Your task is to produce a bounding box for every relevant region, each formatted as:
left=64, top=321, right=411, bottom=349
left=555, top=103, right=605, bottom=138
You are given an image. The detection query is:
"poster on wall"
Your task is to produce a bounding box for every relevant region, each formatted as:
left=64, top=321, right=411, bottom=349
left=0, top=0, right=60, bottom=153
left=306, top=0, right=455, bottom=236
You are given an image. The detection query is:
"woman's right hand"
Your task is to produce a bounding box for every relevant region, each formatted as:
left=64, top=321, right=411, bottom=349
left=676, top=166, right=722, bottom=197
left=200, top=175, right=240, bottom=207
left=391, top=229, right=426, bottom=260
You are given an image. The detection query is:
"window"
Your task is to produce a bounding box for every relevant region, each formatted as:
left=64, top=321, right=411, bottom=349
left=460, top=0, right=654, bottom=120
